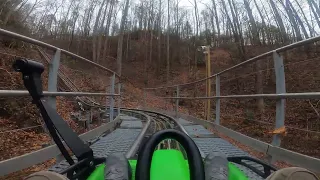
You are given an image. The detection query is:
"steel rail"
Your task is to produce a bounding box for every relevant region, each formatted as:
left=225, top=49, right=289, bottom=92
left=149, top=114, right=172, bottom=149
left=0, top=90, right=120, bottom=97
left=0, top=28, right=119, bottom=77
left=125, top=110, right=151, bottom=158
left=123, top=108, right=189, bottom=135
left=145, top=35, right=320, bottom=90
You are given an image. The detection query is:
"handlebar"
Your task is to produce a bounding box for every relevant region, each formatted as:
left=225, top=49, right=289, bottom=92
left=135, top=129, right=205, bottom=180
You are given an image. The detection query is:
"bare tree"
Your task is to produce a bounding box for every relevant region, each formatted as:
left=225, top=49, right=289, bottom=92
left=307, top=0, right=320, bottom=29
left=21, top=0, right=39, bottom=24
left=102, top=0, right=116, bottom=62
left=243, top=0, right=260, bottom=45
left=157, top=0, right=162, bottom=73
left=294, top=0, right=313, bottom=37
left=166, top=0, right=170, bottom=83
left=68, top=1, right=80, bottom=50
left=212, top=0, right=220, bottom=46
left=286, top=0, right=309, bottom=39
left=117, top=0, right=130, bottom=76
left=277, top=0, right=302, bottom=41
left=96, top=0, right=110, bottom=63
left=269, top=0, right=288, bottom=43
left=3, top=0, right=24, bottom=25
left=92, top=0, right=107, bottom=62
left=253, top=0, right=267, bottom=44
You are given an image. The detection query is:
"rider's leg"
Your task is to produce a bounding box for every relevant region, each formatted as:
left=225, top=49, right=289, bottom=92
left=25, top=171, right=69, bottom=180
left=204, top=152, right=229, bottom=180
left=104, top=153, right=131, bottom=180
left=266, top=167, right=319, bottom=180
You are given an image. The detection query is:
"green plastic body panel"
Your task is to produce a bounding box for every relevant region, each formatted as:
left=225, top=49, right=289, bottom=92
left=86, top=150, right=249, bottom=180
left=228, top=163, right=248, bottom=180
left=150, top=150, right=190, bottom=180
left=129, top=160, right=137, bottom=180
left=87, top=164, right=105, bottom=180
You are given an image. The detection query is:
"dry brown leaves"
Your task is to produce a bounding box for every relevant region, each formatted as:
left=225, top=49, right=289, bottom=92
left=207, top=127, right=291, bottom=169
left=1, top=159, right=56, bottom=180
left=0, top=130, right=51, bottom=161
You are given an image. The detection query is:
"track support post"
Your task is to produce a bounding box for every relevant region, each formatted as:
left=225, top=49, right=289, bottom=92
left=109, top=73, right=115, bottom=122
left=175, top=86, right=180, bottom=117
left=215, top=75, right=220, bottom=125
left=272, top=51, right=286, bottom=148
left=48, top=49, right=61, bottom=109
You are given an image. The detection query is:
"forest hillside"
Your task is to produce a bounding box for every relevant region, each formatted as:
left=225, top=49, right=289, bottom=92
left=1, top=0, right=320, bottom=178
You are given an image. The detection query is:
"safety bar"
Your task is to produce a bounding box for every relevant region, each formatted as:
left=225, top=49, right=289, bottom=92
left=160, top=92, right=320, bottom=100
left=125, top=110, right=151, bottom=158
left=0, top=28, right=119, bottom=77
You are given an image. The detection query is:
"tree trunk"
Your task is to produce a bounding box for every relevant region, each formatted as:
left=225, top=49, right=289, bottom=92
left=310, top=5, right=316, bottom=36
left=307, top=0, right=320, bottom=29
left=175, top=0, right=180, bottom=62
left=149, top=2, right=155, bottom=67
left=102, top=1, right=115, bottom=63
left=309, top=0, right=320, bottom=17
left=92, top=0, right=106, bottom=62
left=166, top=0, right=170, bottom=83
left=157, top=0, right=162, bottom=73
left=97, top=1, right=110, bottom=63
left=221, top=0, right=244, bottom=59
left=253, top=0, right=268, bottom=45
left=243, top=0, right=260, bottom=45
left=269, top=0, right=288, bottom=43
left=287, top=0, right=309, bottom=39
left=277, top=0, right=302, bottom=41
left=117, top=0, right=130, bottom=76
left=126, top=31, right=130, bottom=61
left=59, top=0, right=75, bottom=39
left=294, top=0, right=313, bottom=37
left=68, top=17, right=78, bottom=50
left=3, top=1, right=21, bottom=25
left=21, top=0, right=38, bottom=24
left=193, top=0, right=200, bottom=78
left=212, top=0, right=220, bottom=46
left=0, top=0, right=11, bottom=17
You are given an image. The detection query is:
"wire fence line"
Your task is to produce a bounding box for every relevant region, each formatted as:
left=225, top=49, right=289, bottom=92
left=0, top=125, right=43, bottom=134
left=219, top=56, right=320, bottom=84
left=144, top=56, right=320, bottom=92
left=0, top=51, right=30, bottom=59
left=145, top=37, right=320, bottom=90
left=222, top=115, right=320, bottom=134
left=159, top=93, right=320, bottom=100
